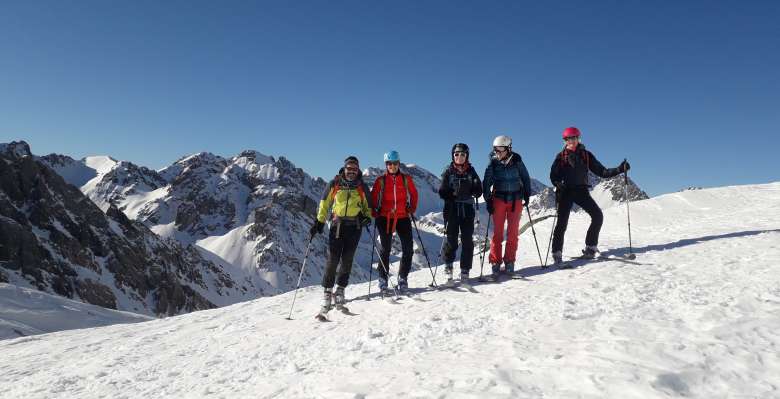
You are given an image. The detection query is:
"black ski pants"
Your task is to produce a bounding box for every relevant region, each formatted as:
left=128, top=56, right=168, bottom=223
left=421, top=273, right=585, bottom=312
left=322, top=221, right=362, bottom=289
left=376, top=216, right=413, bottom=281
left=552, top=187, right=604, bottom=253
left=442, top=202, right=475, bottom=272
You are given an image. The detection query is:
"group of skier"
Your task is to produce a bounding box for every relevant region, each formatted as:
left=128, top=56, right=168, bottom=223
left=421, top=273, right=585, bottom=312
left=308, top=126, right=630, bottom=317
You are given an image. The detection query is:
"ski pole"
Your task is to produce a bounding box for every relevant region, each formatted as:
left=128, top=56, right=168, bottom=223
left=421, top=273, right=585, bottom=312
left=478, top=214, right=491, bottom=281
left=285, top=236, right=314, bottom=320
left=410, top=214, right=438, bottom=287
left=366, top=224, right=377, bottom=300
left=524, top=202, right=545, bottom=268
left=623, top=160, right=636, bottom=260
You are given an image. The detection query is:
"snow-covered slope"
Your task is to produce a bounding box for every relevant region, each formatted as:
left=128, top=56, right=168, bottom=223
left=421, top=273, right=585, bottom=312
left=0, top=283, right=151, bottom=340
left=2, top=182, right=778, bottom=398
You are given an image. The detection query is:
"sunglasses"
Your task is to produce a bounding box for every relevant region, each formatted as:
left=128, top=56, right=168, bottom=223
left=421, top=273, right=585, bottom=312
left=385, top=161, right=400, bottom=166
left=563, top=136, right=580, bottom=142
left=345, top=166, right=359, bottom=172
left=453, top=152, right=467, bottom=157
left=493, top=147, right=508, bottom=154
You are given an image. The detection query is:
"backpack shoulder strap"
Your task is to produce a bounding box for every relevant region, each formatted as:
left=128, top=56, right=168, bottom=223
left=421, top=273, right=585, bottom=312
left=330, top=175, right=341, bottom=200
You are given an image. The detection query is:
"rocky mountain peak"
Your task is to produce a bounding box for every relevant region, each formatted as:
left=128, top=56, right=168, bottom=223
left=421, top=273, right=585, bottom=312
left=0, top=141, right=32, bottom=159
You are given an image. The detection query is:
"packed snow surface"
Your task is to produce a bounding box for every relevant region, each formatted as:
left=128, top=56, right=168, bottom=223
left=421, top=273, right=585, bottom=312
left=1, top=182, right=779, bottom=398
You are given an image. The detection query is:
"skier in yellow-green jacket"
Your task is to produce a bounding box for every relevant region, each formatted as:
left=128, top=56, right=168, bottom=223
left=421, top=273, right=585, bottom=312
left=309, top=156, right=372, bottom=317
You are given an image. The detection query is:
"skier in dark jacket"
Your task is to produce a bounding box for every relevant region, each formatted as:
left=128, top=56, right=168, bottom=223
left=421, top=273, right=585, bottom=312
left=310, top=156, right=372, bottom=318
left=482, top=135, right=532, bottom=280
left=438, top=143, right=482, bottom=284
left=549, top=127, right=630, bottom=264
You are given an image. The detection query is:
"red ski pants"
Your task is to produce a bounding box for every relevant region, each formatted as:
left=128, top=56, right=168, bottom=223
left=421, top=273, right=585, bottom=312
left=489, top=198, right=522, bottom=264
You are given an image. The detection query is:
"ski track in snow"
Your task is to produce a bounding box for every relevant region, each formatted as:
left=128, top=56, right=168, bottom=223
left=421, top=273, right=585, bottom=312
left=1, top=183, right=780, bottom=398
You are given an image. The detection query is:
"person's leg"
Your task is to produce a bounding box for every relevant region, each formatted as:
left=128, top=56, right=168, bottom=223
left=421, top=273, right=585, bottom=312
left=551, top=193, right=575, bottom=254
left=375, top=217, right=392, bottom=284
left=321, top=224, right=343, bottom=289
left=489, top=198, right=508, bottom=265
left=336, top=225, right=361, bottom=288
left=573, top=189, right=604, bottom=249
left=396, top=218, right=414, bottom=281
left=459, top=204, right=475, bottom=275
left=503, top=199, right=522, bottom=269
left=443, top=211, right=459, bottom=266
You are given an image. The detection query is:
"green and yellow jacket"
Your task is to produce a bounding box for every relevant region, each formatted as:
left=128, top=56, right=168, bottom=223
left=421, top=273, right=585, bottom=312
left=316, top=169, right=373, bottom=224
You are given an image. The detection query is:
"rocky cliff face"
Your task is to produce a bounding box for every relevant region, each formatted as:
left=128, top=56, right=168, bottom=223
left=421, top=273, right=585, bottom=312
left=1, top=141, right=250, bottom=316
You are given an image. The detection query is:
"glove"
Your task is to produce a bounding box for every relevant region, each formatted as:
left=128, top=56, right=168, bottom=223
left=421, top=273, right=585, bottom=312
left=486, top=200, right=494, bottom=215
left=619, top=160, right=631, bottom=173
left=309, top=221, right=324, bottom=238
left=359, top=216, right=372, bottom=228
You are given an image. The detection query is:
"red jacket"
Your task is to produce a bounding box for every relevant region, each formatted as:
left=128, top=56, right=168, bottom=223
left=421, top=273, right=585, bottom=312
left=370, top=172, right=418, bottom=219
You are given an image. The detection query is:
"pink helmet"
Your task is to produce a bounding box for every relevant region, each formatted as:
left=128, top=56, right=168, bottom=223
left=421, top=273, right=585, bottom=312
left=562, top=127, right=581, bottom=139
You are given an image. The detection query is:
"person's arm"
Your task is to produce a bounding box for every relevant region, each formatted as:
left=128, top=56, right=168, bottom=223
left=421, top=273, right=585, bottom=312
left=470, top=167, right=483, bottom=199
left=438, top=167, right=453, bottom=200
left=316, top=180, right=335, bottom=223
left=407, top=175, right=419, bottom=215
left=519, top=161, right=532, bottom=203
left=370, top=178, right=381, bottom=217
left=482, top=162, right=494, bottom=202
left=360, top=181, right=373, bottom=218
left=588, top=151, right=621, bottom=178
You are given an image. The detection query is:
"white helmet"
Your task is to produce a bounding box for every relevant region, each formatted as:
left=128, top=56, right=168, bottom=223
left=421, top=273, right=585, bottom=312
left=492, top=135, right=512, bottom=148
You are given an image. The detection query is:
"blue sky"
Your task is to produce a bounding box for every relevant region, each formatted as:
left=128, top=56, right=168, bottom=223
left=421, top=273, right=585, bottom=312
left=1, top=1, right=778, bottom=196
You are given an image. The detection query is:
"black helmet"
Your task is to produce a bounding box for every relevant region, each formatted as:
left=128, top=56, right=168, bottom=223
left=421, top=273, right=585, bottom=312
left=451, top=143, right=469, bottom=161
left=343, top=155, right=359, bottom=167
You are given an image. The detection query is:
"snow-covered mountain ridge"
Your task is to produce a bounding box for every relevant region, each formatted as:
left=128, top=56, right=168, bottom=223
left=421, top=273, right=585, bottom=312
left=1, top=141, right=252, bottom=317
left=1, top=182, right=778, bottom=398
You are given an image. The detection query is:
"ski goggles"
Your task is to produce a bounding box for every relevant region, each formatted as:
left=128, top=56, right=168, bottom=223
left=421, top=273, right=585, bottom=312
left=385, top=161, right=400, bottom=166
left=493, top=147, right=508, bottom=154
left=453, top=152, right=467, bottom=157
left=345, top=166, right=359, bottom=172
left=563, top=136, right=580, bottom=142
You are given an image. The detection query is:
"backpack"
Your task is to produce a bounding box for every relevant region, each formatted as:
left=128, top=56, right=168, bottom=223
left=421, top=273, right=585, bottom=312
left=559, top=147, right=590, bottom=169
left=330, top=174, right=366, bottom=203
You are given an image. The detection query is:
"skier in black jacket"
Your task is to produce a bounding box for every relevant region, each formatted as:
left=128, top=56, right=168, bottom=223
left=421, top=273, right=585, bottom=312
left=550, top=127, right=630, bottom=264
left=438, top=143, right=482, bottom=284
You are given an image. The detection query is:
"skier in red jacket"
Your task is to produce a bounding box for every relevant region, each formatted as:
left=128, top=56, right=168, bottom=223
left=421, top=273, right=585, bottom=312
left=370, top=150, right=418, bottom=295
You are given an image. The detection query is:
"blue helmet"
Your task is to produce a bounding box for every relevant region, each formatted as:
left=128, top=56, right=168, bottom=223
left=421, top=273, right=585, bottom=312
left=384, top=150, right=400, bottom=163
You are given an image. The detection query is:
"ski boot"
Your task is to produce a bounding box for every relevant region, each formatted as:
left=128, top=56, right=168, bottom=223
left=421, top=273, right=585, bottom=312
left=444, top=263, right=454, bottom=287
left=460, top=271, right=470, bottom=288
left=378, top=278, right=393, bottom=299
left=552, top=251, right=563, bottom=266
left=316, top=288, right=332, bottom=321
left=398, top=277, right=409, bottom=293
left=334, top=286, right=348, bottom=312
left=581, top=246, right=599, bottom=259
left=504, top=261, right=515, bottom=275
left=486, top=263, right=501, bottom=282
